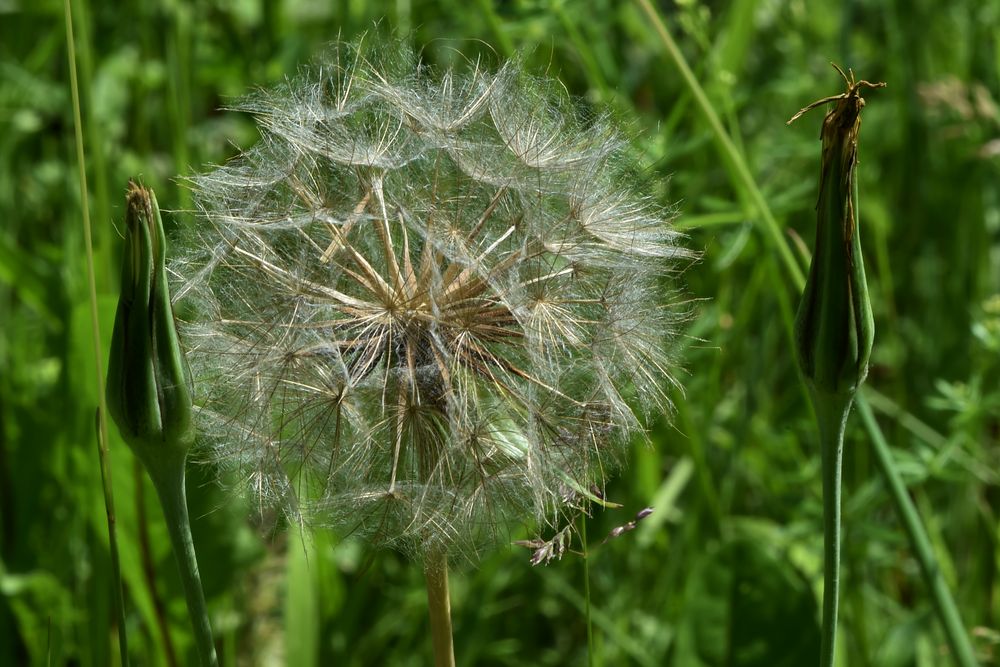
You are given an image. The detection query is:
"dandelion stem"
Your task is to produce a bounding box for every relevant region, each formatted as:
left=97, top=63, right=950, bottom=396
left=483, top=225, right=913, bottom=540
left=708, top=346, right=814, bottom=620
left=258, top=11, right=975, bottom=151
left=813, top=390, right=851, bottom=667
left=146, top=457, right=218, bottom=667
left=424, top=551, right=456, bottom=667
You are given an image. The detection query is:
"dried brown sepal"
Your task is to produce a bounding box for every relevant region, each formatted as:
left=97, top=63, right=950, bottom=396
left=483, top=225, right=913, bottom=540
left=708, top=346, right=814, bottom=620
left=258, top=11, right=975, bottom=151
left=790, top=63, right=882, bottom=397
left=787, top=63, right=886, bottom=127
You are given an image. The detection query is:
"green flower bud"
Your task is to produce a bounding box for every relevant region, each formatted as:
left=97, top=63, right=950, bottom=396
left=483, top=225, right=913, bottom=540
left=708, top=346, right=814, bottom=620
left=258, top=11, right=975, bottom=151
left=107, top=180, right=194, bottom=462
left=790, top=66, right=883, bottom=398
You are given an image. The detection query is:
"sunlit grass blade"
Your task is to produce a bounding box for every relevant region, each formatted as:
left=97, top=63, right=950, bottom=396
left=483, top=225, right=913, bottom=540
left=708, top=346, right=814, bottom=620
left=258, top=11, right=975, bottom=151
left=855, top=397, right=979, bottom=667
left=634, top=0, right=806, bottom=289
left=62, top=0, right=129, bottom=662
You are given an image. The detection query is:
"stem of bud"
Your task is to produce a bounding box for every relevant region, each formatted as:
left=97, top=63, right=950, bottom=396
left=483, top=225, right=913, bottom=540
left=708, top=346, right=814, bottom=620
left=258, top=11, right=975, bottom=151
left=815, top=390, right=851, bottom=667
left=146, top=457, right=219, bottom=667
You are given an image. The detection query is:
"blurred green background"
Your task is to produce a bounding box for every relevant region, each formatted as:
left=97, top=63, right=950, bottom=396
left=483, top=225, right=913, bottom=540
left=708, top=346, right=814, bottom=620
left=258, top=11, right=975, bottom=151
left=2, top=0, right=998, bottom=665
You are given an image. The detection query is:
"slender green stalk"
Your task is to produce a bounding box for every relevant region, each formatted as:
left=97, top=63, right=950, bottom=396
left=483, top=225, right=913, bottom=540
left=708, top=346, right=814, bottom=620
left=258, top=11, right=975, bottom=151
left=424, top=552, right=456, bottom=667
left=634, top=0, right=806, bottom=289
left=814, top=392, right=852, bottom=667
left=69, top=0, right=112, bottom=287
left=856, top=398, right=978, bottom=667
left=580, top=515, right=595, bottom=667
left=146, top=459, right=218, bottom=667
left=63, top=0, right=129, bottom=662
left=135, top=459, right=180, bottom=667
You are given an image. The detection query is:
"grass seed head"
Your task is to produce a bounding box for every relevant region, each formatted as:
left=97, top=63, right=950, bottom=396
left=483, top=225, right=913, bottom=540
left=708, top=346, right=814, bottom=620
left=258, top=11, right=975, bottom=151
left=173, top=38, right=689, bottom=563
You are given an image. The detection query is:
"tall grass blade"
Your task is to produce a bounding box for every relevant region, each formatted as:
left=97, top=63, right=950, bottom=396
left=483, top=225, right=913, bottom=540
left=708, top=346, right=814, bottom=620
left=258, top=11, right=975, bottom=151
left=62, top=0, right=129, bottom=662
left=857, top=397, right=979, bottom=667
left=634, top=0, right=806, bottom=289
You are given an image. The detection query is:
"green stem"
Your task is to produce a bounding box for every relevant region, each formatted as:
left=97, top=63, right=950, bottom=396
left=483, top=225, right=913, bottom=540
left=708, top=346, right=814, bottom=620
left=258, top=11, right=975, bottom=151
left=856, top=397, right=978, bottom=667
left=581, top=516, right=595, bottom=667
left=424, top=551, right=456, bottom=667
left=64, top=0, right=129, bottom=662
left=135, top=459, right=180, bottom=667
left=147, top=459, right=218, bottom=667
left=813, top=391, right=852, bottom=667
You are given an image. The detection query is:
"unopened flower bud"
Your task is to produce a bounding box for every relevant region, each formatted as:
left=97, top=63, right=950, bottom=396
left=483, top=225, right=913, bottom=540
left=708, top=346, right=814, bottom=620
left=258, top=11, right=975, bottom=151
left=790, top=68, right=882, bottom=398
left=107, top=181, right=194, bottom=462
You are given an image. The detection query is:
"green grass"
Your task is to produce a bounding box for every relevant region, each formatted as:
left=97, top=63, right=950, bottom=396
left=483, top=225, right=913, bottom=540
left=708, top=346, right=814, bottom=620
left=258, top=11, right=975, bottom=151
left=2, top=1, right=998, bottom=665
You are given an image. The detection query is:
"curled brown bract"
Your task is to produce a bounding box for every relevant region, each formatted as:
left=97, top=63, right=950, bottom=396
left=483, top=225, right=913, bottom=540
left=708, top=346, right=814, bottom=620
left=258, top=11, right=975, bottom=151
left=787, top=63, right=886, bottom=128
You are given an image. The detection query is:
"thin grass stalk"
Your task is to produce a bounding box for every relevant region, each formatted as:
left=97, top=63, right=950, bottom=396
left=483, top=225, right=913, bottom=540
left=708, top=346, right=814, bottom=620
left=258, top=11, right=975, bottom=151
left=634, top=0, right=806, bottom=289
left=69, top=0, right=112, bottom=287
left=62, top=0, right=129, bottom=662
left=424, top=552, right=456, bottom=667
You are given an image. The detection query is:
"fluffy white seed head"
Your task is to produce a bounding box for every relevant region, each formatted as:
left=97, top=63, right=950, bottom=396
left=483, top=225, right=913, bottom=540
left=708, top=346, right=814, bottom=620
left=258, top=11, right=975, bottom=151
left=173, top=39, right=689, bottom=563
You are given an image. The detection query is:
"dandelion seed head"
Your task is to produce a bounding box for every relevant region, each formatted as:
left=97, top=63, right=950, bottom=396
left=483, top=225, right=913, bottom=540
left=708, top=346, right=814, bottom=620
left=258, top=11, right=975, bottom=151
left=173, top=38, right=689, bottom=564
